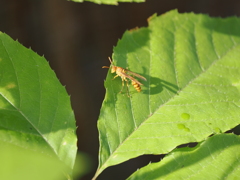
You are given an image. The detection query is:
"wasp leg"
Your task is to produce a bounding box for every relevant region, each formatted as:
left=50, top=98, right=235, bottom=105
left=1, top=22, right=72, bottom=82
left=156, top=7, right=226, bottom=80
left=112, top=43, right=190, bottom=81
left=119, top=79, right=125, bottom=93
left=126, top=79, right=130, bottom=97
left=112, top=74, right=119, bottom=80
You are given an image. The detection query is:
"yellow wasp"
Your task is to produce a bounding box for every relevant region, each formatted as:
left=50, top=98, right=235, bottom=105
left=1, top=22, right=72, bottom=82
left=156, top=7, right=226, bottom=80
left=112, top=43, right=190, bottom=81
left=102, top=57, right=146, bottom=93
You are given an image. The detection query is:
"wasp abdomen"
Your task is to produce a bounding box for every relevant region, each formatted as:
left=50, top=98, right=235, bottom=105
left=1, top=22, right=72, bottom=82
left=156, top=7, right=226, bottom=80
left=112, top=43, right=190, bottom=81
left=131, top=81, right=141, bottom=92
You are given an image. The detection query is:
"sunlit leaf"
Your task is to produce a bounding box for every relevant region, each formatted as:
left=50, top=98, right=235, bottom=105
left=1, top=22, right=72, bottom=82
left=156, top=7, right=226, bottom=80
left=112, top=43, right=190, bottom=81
left=94, top=10, right=240, bottom=178
left=128, top=134, right=240, bottom=180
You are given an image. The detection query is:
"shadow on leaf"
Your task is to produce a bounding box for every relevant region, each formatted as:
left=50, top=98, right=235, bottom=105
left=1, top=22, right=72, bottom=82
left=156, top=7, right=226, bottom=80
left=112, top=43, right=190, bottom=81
left=142, top=76, right=179, bottom=95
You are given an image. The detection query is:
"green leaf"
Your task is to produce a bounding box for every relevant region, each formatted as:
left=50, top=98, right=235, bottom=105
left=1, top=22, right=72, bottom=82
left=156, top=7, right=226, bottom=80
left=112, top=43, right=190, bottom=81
left=95, top=10, right=240, bottom=178
left=0, top=32, right=77, bottom=179
left=128, top=133, right=240, bottom=180
left=0, top=142, right=66, bottom=180
left=69, top=0, right=144, bottom=5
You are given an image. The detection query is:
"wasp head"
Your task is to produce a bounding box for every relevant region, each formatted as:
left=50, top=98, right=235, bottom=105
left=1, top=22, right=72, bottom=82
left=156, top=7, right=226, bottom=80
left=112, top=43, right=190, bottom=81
left=102, top=57, right=118, bottom=73
left=111, top=65, right=117, bottom=73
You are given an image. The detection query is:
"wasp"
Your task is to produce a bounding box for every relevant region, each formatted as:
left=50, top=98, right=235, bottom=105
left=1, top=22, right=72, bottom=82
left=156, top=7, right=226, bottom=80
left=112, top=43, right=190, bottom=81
left=102, top=57, right=146, bottom=93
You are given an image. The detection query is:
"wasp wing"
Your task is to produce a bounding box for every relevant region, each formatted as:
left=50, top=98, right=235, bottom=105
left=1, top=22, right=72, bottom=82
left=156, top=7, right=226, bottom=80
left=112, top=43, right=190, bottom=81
left=125, top=70, right=147, bottom=81
left=119, top=71, right=143, bottom=85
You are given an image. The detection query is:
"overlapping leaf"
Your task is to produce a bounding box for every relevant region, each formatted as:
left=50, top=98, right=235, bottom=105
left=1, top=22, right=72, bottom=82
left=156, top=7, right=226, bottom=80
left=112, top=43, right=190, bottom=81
left=0, top=32, right=77, bottom=178
left=95, top=10, right=240, bottom=178
left=128, top=134, right=240, bottom=179
left=70, top=0, right=144, bottom=5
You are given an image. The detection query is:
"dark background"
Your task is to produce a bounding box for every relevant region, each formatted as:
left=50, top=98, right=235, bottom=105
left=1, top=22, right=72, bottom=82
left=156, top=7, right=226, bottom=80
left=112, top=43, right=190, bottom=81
left=1, top=0, right=240, bottom=179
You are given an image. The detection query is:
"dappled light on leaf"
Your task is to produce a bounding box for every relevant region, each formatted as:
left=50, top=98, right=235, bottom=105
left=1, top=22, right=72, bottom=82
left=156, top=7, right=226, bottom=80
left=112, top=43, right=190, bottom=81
left=95, top=10, right=240, bottom=179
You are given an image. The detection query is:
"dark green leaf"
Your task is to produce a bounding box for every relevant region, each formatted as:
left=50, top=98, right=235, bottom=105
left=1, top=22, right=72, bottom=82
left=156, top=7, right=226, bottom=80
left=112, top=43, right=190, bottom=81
left=0, top=32, right=77, bottom=179
left=70, top=0, right=144, bottom=5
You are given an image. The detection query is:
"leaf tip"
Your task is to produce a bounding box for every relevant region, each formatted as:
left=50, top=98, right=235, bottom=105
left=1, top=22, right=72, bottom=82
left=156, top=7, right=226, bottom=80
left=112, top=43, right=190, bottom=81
left=147, top=13, right=157, bottom=23
left=129, top=26, right=139, bottom=32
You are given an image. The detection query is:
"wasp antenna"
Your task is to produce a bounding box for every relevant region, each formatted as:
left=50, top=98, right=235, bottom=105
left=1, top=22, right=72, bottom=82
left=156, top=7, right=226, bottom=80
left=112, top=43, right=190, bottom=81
left=102, top=66, right=110, bottom=69
left=108, top=57, right=113, bottom=64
